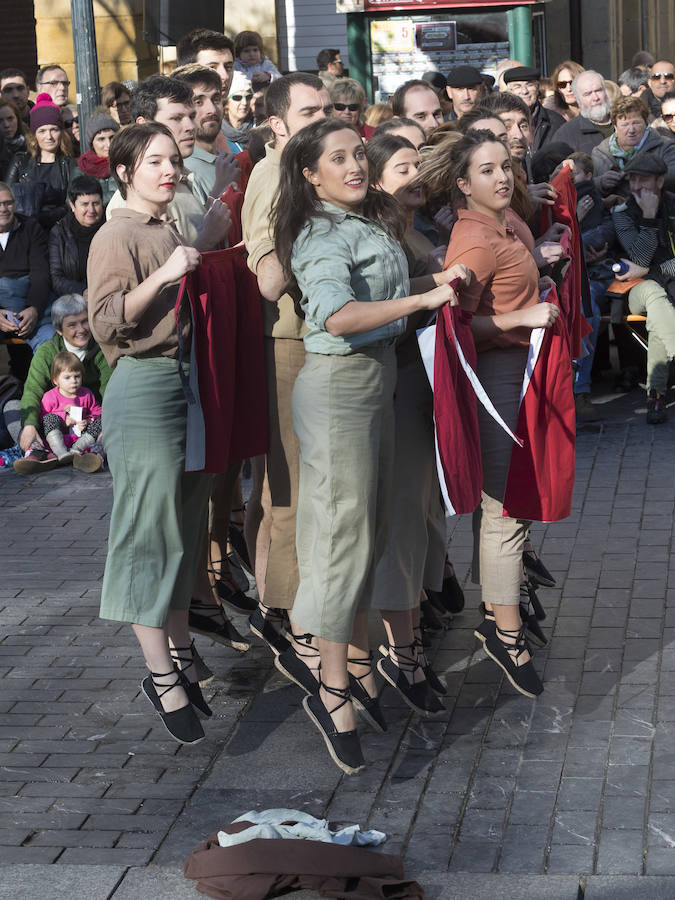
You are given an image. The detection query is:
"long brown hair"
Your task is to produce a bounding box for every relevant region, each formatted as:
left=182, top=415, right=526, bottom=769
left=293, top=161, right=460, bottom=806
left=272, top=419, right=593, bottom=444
left=273, top=118, right=404, bottom=280
left=0, top=97, right=27, bottom=142
left=26, top=124, right=73, bottom=159
left=550, top=60, right=585, bottom=115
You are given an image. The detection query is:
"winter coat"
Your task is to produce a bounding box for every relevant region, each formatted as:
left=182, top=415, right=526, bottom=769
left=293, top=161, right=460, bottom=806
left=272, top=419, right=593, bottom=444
left=6, top=152, right=78, bottom=229
left=48, top=212, right=102, bottom=296
left=592, top=127, right=675, bottom=194
left=555, top=114, right=607, bottom=155
left=532, top=102, right=566, bottom=152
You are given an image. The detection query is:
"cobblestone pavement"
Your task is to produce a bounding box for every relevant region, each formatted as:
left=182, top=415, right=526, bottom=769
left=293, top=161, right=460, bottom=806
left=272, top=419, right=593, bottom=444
left=1, top=386, right=675, bottom=899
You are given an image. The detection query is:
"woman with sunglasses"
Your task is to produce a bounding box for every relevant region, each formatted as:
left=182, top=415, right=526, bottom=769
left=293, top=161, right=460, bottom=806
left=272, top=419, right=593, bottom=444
left=544, top=60, right=585, bottom=121
left=655, top=91, right=675, bottom=140
left=6, top=93, right=77, bottom=230
left=329, top=78, right=367, bottom=137
left=221, top=72, right=255, bottom=153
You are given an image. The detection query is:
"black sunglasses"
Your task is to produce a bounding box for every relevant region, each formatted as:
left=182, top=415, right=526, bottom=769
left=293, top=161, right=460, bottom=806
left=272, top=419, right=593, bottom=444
left=64, top=117, right=79, bottom=127
left=334, top=102, right=360, bottom=112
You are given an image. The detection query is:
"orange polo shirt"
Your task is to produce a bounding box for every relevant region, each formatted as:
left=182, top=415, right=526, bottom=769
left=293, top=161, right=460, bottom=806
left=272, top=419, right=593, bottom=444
left=444, top=208, right=540, bottom=352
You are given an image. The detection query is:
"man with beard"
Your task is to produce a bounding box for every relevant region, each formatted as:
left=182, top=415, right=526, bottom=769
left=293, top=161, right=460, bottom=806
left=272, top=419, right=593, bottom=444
left=173, top=64, right=240, bottom=204
left=556, top=70, right=614, bottom=154
left=106, top=75, right=232, bottom=251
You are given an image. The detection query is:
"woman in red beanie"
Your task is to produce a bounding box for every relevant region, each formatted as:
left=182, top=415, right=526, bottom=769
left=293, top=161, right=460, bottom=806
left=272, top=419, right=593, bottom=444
left=6, top=92, right=77, bottom=229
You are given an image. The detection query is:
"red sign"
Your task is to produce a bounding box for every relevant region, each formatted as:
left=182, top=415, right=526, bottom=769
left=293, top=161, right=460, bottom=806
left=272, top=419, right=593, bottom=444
left=365, top=0, right=538, bottom=9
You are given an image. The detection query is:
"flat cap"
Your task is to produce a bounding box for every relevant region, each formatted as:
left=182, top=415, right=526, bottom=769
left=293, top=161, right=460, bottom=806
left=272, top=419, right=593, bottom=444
left=422, top=70, right=447, bottom=92
left=446, top=65, right=484, bottom=88
left=623, top=154, right=668, bottom=177
left=503, top=66, right=540, bottom=84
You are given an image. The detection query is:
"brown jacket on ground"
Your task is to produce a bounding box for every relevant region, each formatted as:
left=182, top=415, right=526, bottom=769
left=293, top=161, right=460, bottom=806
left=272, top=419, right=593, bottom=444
left=184, top=823, right=426, bottom=900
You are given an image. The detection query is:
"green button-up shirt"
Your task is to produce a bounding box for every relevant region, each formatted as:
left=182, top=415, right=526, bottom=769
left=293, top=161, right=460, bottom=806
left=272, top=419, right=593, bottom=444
left=291, top=202, right=409, bottom=355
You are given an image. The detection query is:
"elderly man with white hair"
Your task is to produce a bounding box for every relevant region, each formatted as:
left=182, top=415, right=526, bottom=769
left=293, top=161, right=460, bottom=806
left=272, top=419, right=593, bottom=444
left=555, top=70, right=614, bottom=154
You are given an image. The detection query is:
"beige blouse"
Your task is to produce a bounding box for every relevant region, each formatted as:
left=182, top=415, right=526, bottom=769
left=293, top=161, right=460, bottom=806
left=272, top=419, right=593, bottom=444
left=87, top=208, right=191, bottom=368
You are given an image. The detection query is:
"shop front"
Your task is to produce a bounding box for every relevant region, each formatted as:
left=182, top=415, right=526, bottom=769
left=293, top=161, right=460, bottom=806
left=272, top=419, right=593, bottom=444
left=339, top=0, right=550, bottom=102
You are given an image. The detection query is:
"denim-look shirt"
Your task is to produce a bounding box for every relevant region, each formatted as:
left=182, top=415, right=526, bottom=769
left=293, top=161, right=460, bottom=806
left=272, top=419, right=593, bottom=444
left=290, top=202, right=410, bottom=355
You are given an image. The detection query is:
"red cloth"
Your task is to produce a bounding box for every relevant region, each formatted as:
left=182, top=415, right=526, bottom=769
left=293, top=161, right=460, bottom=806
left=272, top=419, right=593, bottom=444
left=540, top=165, right=588, bottom=359
left=78, top=150, right=110, bottom=178
left=502, top=283, right=576, bottom=522
left=220, top=183, right=244, bottom=247
left=432, top=302, right=482, bottom=515
left=176, top=247, right=268, bottom=473
left=234, top=149, right=254, bottom=193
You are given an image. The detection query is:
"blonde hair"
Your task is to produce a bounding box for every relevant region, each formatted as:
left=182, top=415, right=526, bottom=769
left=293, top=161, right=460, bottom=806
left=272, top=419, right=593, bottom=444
left=364, top=103, right=393, bottom=127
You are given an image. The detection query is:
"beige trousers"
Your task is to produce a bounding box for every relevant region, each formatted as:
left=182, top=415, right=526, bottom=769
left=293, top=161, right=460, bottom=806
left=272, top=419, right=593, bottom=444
left=471, top=347, right=530, bottom=607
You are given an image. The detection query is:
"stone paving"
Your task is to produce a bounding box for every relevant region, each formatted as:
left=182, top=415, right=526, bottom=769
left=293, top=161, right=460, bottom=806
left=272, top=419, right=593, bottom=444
left=1, top=385, right=675, bottom=899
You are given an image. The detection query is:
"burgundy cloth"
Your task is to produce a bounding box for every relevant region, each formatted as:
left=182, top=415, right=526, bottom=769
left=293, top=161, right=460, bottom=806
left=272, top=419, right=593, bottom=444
left=176, top=247, right=268, bottom=472
left=502, top=282, right=576, bottom=522
left=433, top=302, right=482, bottom=514
left=539, top=165, right=589, bottom=359
left=77, top=150, right=110, bottom=178
left=234, top=148, right=254, bottom=193
left=184, top=827, right=426, bottom=900
left=219, top=183, right=244, bottom=247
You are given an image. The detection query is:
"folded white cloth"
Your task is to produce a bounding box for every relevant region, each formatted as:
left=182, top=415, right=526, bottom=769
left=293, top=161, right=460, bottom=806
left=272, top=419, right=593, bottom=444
left=217, top=808, right=386, bottom=848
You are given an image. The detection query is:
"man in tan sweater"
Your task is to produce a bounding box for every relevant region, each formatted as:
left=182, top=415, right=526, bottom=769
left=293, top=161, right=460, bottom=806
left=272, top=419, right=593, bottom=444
left=242, top=72, right=326, bottom=681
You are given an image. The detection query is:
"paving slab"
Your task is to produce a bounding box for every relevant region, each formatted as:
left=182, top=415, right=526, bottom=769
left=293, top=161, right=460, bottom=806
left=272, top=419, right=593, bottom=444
left=2, top=372, right=675, bottom=888
left=0, top=864, right=125, bottom=899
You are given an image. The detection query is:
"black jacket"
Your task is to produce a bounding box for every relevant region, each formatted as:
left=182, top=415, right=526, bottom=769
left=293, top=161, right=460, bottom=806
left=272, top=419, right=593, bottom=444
left=0, top=213, right=51, bottom=314
left=6, top=152, right=77, bottom=230
left=555, top=115, right=607, bottom=155
left=642, top=87, right=663, bottom=120
left=48, top=213, right=101, bottom=296
left=532, top=102, right=566, bottom=152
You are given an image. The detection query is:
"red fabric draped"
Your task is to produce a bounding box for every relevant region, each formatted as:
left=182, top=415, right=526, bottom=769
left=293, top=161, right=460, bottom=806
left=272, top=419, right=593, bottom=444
left=432, top=302, right=483, bottom=515
left=177, top=247, right=268, bottom=473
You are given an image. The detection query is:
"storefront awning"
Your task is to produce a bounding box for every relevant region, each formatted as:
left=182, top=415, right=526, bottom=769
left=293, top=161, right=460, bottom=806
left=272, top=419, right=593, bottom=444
left=363, top=0, right=542, bottom=10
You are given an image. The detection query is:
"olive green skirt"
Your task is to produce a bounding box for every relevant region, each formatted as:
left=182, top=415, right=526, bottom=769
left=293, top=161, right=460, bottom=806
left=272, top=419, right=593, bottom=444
left=99, top=356, right=212, bottom=627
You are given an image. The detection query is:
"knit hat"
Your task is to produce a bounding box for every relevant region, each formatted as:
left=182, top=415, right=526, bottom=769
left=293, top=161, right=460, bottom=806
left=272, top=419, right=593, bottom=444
left=29, top=92, right=62, bottom=133
left=228, top=71, right=252, bottom=98
left=85, top=112, right=119, bottom=148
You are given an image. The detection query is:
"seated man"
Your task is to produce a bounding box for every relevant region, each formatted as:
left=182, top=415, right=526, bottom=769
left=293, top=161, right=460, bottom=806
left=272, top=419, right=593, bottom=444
left=612, top=154, right=675, bottom=423
left=0, top=180, right=52, bottom=353
left=18, top=292, right=111, bottom=457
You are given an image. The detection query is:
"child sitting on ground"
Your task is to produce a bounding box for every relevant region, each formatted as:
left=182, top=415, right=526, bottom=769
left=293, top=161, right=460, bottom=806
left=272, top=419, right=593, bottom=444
left=233, top=30, right=281, bottom=83
left=42, top=351, right=102, bottom=470
left=15, top=352, right=102, bottom=475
